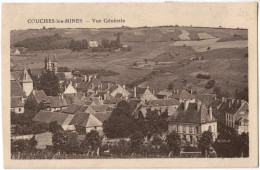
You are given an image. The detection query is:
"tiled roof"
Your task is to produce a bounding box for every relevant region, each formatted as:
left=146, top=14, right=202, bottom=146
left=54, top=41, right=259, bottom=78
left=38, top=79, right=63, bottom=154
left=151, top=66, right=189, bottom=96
left=11, top=97, right=24, bottom=108
left=19, top=69, right=32, bottom=82
left=33, top=90, right=47, bottom=104
left=148, top=99, right=180, bottom=106
left=89, top=105, right=110, bottom=112
left=56, top=72, right=66, bottom=81
left=195, top=94, right=216, bottom=106
left=33, top=111, right=72, bottom=125
left=77, top=77, right=102, bottom=91
left=169, top=102, right=217, bottom=124
left=11, top=81, right=26, bottom=97
left=61, top=103, right=88, bottom=114
left=44, top=96, right=68, bottom=108
left=69, top=112, right=102, bottom=128
left=171, top=90, right=195, bottom=100
left=157, top=90, right=173, bottom=96
left=92, top=111, right=112, bottom=123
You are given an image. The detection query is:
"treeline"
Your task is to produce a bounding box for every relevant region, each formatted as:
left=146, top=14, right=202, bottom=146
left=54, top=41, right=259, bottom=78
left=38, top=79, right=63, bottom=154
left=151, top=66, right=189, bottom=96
left=14, top=33, right=89, bottom=51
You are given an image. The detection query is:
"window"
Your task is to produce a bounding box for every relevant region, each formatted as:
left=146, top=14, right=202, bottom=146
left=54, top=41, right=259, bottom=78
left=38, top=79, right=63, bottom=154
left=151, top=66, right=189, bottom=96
left=189, top=126, right=192, bottom=133
left=196, top=126, right=199, bottom=134
left=183, top=126, right=186, bottom=133
left=18, top=108, right=21, bottom=112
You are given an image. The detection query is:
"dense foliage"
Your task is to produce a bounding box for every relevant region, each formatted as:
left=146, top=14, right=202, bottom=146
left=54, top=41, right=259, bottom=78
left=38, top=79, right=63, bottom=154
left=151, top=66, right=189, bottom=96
left=14, top=34, right=72, bottom=51
left=39, top=70, right=60, bottom=96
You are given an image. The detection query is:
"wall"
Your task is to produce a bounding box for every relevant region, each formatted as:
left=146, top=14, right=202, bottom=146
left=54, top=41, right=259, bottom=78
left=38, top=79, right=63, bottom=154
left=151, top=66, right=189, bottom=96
left=11, top=107, right=24, bottom=114
left=22, top=82, right=33, bottom=97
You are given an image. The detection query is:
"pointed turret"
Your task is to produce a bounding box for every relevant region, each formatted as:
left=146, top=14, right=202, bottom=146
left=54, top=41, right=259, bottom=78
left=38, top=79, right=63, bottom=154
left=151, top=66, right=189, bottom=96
left=19, top=69, right=33, bottom=96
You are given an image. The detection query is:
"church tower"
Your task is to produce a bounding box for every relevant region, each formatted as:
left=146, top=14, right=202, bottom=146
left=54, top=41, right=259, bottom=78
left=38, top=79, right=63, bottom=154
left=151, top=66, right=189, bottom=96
left=19, top=69, right=33, bottom=96
left=44, top=54, right=58, bottom=73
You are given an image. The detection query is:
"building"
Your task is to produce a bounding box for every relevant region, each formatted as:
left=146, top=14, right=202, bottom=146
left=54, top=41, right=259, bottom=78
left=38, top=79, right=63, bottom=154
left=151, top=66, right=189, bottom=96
left=213, top=98, right=249, bottom=134
left=132, top=98, right=180, bottom=119
left=18, top=69, right=33, bottom=97
left=168, top=101, right=218, bottom=144
left=170, top=89, right=195, bottom=103
left=44, top=54, right=73, bottom=78
left=27, top=90, right=48, bottom=110
left=132, top=86, right=157, bottom=101
left=88, top=41, right=99, bottom=48
left=11, top=97, right=25, bottom=114
left=33, top=110, right=75, bottom=131
left=69, top=112, right=103, bottom=135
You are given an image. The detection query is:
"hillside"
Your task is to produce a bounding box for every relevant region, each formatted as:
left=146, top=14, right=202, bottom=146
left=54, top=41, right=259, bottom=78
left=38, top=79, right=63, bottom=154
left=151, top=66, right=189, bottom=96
left=10, top=26, right=248, bottom=97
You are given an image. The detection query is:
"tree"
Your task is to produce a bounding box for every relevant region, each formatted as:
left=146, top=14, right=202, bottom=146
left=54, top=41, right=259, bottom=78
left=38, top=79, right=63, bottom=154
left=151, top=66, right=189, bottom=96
left=168, top=82, right=174, bottom=90
left=40, top=70, right=60, bottom=96
left=101, top=38, right=110, bottom=48
left=166, top=131, right=181, bottom=157
left=199, top=131, right=213, bottom=157
left=52, top=130, right=69, bottom=153
left=28, top=135, right=38, bottom=149
left=65, top=131, right=81, bottom=154
left=146, top=109, right=167, bottom=135
left=49, top=121, right=63, bottom=133
left=81, top=130, right=102, bottom=156
left=205, top=79, right=215, bottom=89
left=130, top=131, right=145, bottom=154
left=103, top=115, right=136, bottom=138
left=112, top=100, right=132, bottom=118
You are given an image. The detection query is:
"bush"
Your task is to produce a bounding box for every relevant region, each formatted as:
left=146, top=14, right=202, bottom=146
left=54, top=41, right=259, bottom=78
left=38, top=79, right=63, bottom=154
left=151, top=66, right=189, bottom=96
left=197, top=73, right=211, bottom=79
left=205, top=79, right=215, bottom=89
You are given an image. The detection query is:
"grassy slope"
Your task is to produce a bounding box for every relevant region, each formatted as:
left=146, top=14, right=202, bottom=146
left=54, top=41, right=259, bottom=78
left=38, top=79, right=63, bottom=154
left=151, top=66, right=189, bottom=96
left=11, top=26, right=248, bottom=96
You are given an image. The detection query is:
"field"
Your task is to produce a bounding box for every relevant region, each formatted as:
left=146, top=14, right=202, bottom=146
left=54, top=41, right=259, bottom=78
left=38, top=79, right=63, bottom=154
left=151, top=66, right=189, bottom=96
left=11, top=26, right=248, bottom=97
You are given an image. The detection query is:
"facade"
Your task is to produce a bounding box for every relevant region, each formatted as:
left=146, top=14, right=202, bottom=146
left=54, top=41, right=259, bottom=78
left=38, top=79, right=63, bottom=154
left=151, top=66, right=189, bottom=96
left=168, top=101, right=218, bottom=144
left=11, top=97, right=25, bottom=114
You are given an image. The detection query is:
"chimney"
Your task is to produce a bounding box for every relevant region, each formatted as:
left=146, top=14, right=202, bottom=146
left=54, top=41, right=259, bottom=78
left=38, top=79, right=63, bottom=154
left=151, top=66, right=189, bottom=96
left=94, top=74, right=97, bottom=79
left=75, top=83, right=78, bottom=87
left=123, top=85, right=126, bottom=89
left=176, top=89, right=179, bottom=93
left=222, top=97, right=226, bottom=103
left=214, top=95, right=217, bottom=100
left=134, top=86, right=137, bottom=98
left=228, top=100, right=232, bottom=108
left=73, top=75, right=76, bottom=79
left=184, top=100, right=189, bottom=111
left=197, top=101, right=201, bottom=111
left=231, top=99, right=235, bottom=104
left=147, top=86, right=149, bottom=89
left=209, top=106, right=213, bottom=120
left=83, top=75, right=87, bottom=82
left=61, top=93, right=64, bottom=99
left=104, top=94, right=107, bottom=100
left=190, top=89, right=193, bottom=95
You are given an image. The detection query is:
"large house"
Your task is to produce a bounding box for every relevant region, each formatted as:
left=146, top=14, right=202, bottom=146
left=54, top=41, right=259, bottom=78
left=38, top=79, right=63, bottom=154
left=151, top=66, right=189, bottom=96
left=168, top=100, right=218, bottom=144
left=213, top=98, right=248, bottom=134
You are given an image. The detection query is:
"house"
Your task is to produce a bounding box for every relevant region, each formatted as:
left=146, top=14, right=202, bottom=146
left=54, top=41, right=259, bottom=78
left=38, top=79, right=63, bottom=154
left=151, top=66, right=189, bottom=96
left=11, top=77, right=26, bottom=98
left=11, top=97, right=25, bottom=114
left=69, top=112, right=103, bottom=135
left=63, top=82, right=77, bottom=95
left=132, top=86, right=157, bottom=101
left=106, top=84, right=130, bottom=99
left=41, top=96, right=68, bottom=112
left=88, top=41, right=99, bottom=48
left=76, top=74, right=102, bottom=94
left=132, top=99, right=180, bottom=119
left=156, top=90, right=173, bottom=99
left=33, top=110, right=75, bottom=131
left=170, top=89, right=195, bottom=103
left=27, top=90, right=48, bottom=109
left=168, top=100, right=218, bottom=144
left=195, top=93, right=217, bottom=106
left=214, top=98, right=248, bottom=134
left=16, top=69, right=33, bottom=97
left=10, top=47, right=26, bottom=56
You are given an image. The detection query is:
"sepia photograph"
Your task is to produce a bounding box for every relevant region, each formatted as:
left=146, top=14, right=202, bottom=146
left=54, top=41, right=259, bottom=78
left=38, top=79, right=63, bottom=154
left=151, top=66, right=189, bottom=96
left=2, top=2, right=258, bottom=168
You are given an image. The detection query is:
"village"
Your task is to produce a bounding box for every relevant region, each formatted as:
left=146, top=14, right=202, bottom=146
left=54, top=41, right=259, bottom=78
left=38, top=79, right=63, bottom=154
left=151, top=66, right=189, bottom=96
left=10, top=27, right=249, bottom=159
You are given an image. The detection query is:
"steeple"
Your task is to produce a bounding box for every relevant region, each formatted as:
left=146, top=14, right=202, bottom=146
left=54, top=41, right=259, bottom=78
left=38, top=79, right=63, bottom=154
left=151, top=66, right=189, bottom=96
left=19, top=68, right=33, bottom=96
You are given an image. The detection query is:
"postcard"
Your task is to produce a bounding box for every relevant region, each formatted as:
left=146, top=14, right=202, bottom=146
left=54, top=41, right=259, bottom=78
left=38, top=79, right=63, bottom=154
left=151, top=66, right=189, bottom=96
left=2, top=2, right=258, bottom=168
